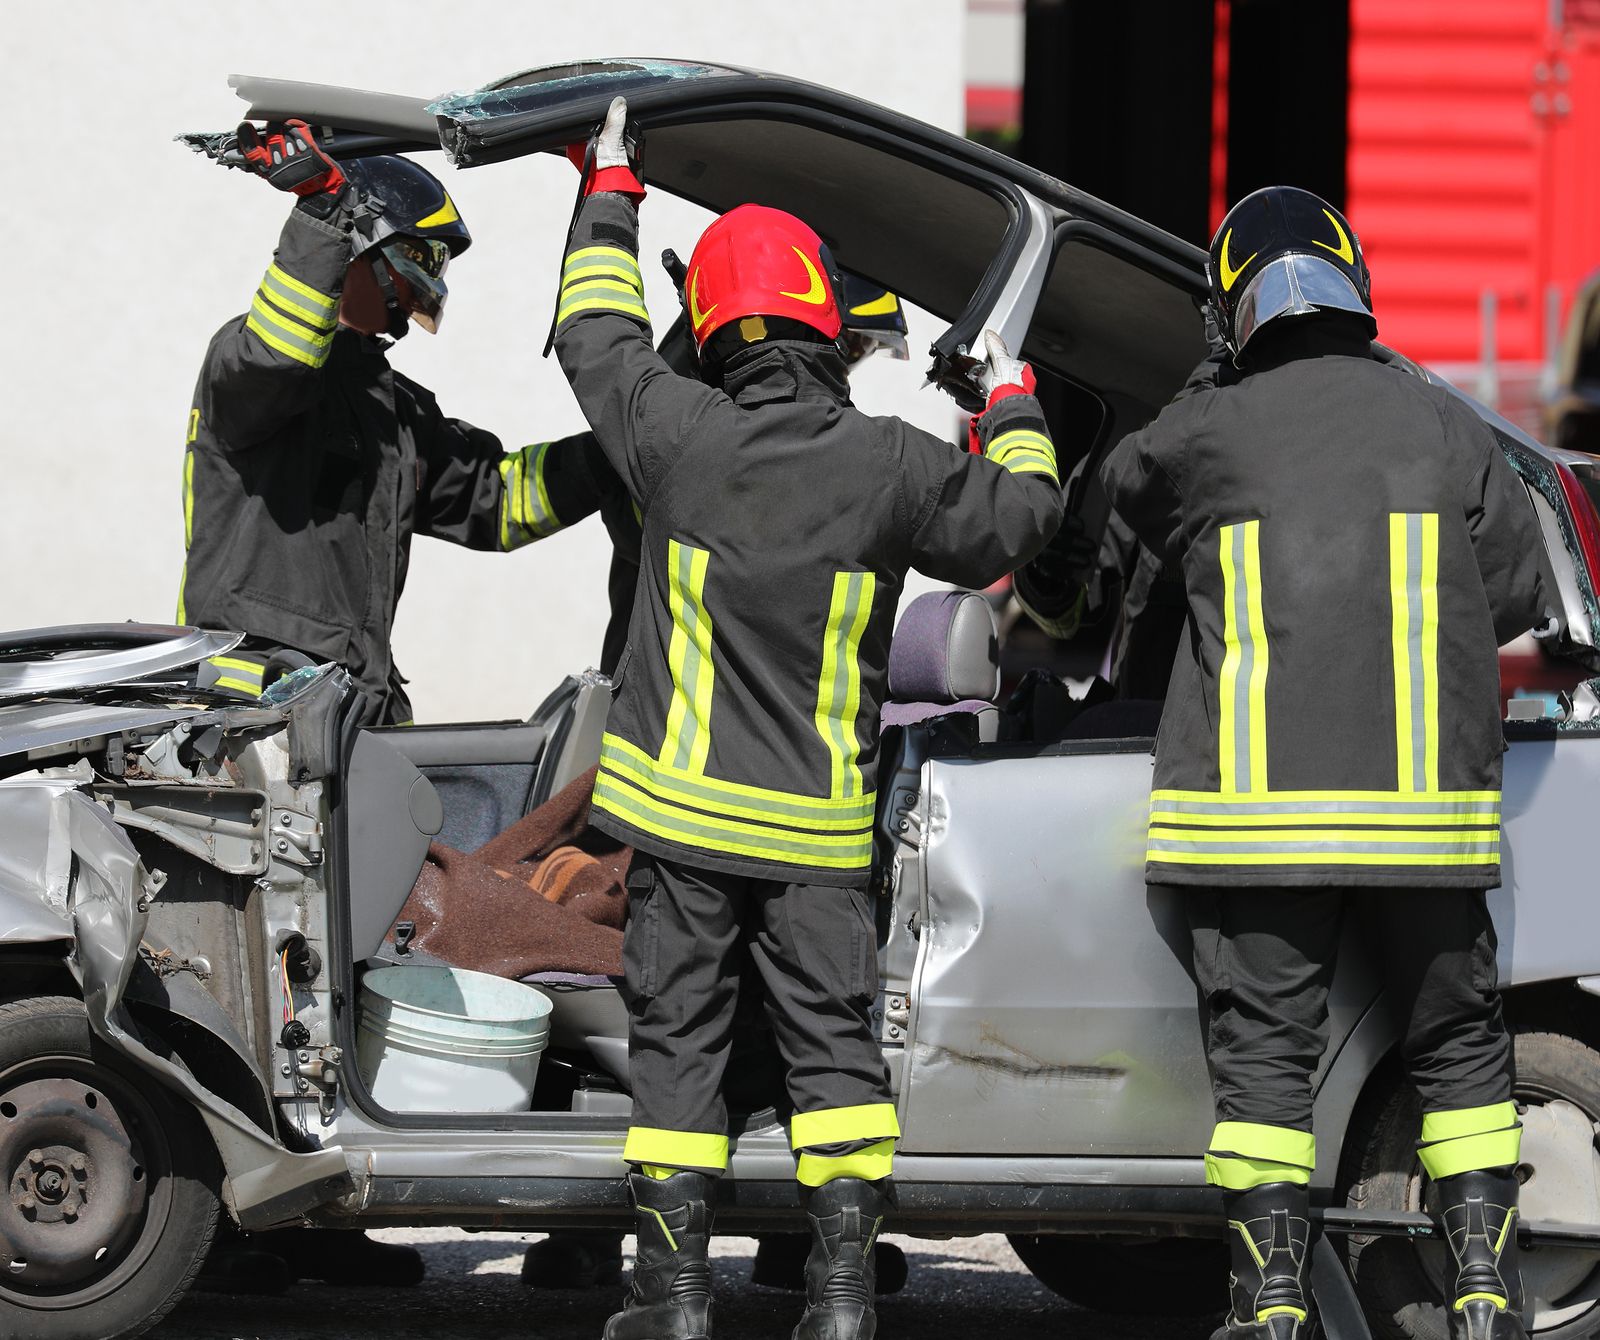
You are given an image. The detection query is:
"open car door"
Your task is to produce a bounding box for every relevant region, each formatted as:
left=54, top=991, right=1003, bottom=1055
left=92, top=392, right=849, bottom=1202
left=194, top=59, right=1197, bottom=415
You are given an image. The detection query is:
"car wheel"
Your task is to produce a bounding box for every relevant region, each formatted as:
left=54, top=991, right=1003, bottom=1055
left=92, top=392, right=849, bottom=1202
left=1344, top=1030, right=1600, bottom=1340
left=0, top=996, right=221, bottom=1340
left=1005, top=1233, right=1228, bottom=1316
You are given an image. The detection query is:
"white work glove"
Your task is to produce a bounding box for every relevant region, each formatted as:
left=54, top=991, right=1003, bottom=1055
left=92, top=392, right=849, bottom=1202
left=975, top=329, right=1028, bottom=401
left=594, top=96, right=631, bottom=171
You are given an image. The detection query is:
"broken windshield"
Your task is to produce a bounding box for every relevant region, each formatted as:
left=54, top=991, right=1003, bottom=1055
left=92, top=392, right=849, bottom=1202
left=429, top=59, right=742, bottom=124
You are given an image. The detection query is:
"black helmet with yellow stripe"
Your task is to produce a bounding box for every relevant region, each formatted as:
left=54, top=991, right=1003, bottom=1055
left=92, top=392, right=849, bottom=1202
left=343, top=156, right=471, bottom=336
left=1206, top=186, right=1374, bottom=358
left=839, top=273, right=910, bottom=363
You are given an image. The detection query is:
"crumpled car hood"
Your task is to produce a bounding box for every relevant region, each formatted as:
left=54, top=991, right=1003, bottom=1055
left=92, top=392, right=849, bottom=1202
left=0, top=624, right=243, bottom=704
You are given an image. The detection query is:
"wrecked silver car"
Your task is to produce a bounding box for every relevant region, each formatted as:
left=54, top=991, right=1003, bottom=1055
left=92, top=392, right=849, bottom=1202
left=6, top=59, right=1600, bottom=1340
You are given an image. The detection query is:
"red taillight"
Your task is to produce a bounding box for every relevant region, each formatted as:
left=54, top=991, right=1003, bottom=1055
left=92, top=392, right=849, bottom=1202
left=1552, top=460, right=1600, bottom=592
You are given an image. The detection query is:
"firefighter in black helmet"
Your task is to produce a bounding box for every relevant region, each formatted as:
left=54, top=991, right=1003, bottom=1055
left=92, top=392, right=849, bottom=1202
left=179, top=120, right=625, bottom=727
left=1100, top=186, right=1548, bottom=1340
left=181, top=121, right=629, bottom=1291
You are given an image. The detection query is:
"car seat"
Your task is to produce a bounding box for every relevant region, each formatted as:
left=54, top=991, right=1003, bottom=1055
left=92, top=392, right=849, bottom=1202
left=880, top=590, right=1002, bottom=741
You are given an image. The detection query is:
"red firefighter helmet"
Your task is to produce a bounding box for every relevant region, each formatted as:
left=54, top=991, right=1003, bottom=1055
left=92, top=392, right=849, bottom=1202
left=683, top=204, right=842, bottom=348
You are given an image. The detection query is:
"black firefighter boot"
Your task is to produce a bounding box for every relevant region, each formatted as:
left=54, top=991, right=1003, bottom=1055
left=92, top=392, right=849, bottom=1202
left=793, top=1177, right=894, bottom=1340
left=1215, top=1182, right=1315, bottom=1340
left=604, top=1171, right=715, bottom=1340
left=1435, top=1167, right=1528, bottom=1340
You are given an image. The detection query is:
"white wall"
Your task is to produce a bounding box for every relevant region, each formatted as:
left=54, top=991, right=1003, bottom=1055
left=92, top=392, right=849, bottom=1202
left=1, top=2, right=966, bottom=721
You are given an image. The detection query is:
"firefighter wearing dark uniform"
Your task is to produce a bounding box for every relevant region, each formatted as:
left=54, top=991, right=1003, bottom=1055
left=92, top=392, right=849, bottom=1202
left=520, top=286, right=916, bottom=1298
left=553, top=98, right=1062, bottom=1340
left=179, top=119, right=621, bottom=724
left=1100, top=187, right=1548, bottom=1340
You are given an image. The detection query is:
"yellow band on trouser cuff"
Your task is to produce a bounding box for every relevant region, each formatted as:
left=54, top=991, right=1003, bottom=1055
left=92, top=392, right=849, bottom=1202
left=797, top=1140, right=896, bottom=1187
left=623, top=1127, right=730, bottom=1174
left=1258, top=1308, right=1309, bottom=1323
left=1205, top=1121, right=1315, bottom=1190
left=790, top=1103, right=902, bottom=1150
left=1420, top=1102, right=1518, bottom=1144
left=1417, top=1126, right=1522, bottom=1180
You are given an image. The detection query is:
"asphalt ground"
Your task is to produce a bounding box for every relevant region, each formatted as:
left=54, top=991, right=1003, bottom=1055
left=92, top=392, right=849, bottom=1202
left=151, top=1228, right=1219, bottom=1339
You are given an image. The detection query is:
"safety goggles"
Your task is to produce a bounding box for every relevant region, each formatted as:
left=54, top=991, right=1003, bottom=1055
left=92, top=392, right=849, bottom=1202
left=381, top=236, right=453, bottom=333
left=1233, top=253, right=1372, bottom=352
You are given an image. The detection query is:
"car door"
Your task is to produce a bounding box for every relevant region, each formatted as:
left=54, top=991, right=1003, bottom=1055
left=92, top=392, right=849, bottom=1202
left=197, top=60, right=1071, bottom=408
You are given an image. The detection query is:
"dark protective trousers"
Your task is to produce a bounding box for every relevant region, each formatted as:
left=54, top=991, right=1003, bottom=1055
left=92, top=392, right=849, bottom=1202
left=1182, top=884, right=1517, bottom=1186
left=1187, top=885, right=1513, bottom=1124
left=621, top=854, right=898, bottom=1183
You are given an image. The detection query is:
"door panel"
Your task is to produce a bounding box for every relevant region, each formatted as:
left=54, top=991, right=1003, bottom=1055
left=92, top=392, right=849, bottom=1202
left=899, top=746, right=1382, bottom=1158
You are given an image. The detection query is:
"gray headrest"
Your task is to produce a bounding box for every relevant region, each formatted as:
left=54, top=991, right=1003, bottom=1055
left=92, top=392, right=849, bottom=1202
left=888, top=591, right=1000, bottom=704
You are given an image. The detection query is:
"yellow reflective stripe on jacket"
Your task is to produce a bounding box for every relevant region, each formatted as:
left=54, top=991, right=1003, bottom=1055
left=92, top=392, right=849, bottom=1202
left=497, top=443, right=561, bottom=550
left=1152, top=789, right=1500, bottom=807
left=603, top=735, right=875, bottom=827
left=264, top=262, right=338, bottom=318
left=814, top=571, right=876, bottom=800
left=556, top=292, right=651, bottom=325
left=1218, top=520, right=1269, bottom=794
left=592, top=771, right=873, bottom=871
left=797, top=1140, right=896, bottom=1187
left=790, top=1103, right=901, bottom=1150
left=177, top=448, right=196, bottom=624
left=201, top=653, right=268, bottom=698
left=1146, top=788, right=1502, bottom=866
left=1391, top=512, right=1441, bottom=792
left=622, top=1126, right=730, bottom=1172
left=260, top=264, right=339, bottom=330
left=563, top=246, right=644, bottom=281
left=987, top=429, right=1059, bottom=482
left=659, top=541, right=715, bottom=774
left=247, top=297, right=335, bottom=369
left=558, top=245, right=647, bottom=326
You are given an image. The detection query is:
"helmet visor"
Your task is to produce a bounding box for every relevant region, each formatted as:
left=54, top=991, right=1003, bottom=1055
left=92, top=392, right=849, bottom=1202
left=841, top=328, right=910, bottom=364
left=382, top=237, right=452, bottom=333
left=1234, top=253, right=1372, bottom=351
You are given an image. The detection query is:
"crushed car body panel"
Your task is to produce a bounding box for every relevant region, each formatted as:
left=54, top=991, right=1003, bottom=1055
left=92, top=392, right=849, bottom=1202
left=0, top=624, right=242, bottom=704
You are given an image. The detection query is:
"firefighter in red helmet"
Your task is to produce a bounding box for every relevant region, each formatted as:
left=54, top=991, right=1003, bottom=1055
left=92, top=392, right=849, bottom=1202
left=553, top=98, right=1063, bottom=1340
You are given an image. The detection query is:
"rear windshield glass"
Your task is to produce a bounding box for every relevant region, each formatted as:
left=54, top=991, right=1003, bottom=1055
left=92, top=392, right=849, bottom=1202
left=433, top=60, right=742, bottom=123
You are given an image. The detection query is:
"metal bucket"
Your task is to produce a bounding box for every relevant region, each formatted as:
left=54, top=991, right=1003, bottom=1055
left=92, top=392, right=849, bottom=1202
left=355, top=966, right=553, bottom=1113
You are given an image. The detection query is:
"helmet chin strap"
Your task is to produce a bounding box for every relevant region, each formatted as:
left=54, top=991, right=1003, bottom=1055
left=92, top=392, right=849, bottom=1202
left=369, top=254, right=411, bottom=340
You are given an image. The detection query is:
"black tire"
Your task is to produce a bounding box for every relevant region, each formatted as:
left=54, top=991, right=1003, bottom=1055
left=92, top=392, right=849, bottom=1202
left=1006, top=1233, right=1229, bottom=1316
left=0, top=996, right=221, bottom=1340
left=1343, top=1030, right=1600, bottom=1340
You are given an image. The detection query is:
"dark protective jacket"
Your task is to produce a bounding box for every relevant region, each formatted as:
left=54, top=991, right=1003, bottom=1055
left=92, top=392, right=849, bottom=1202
left=555, top=192, right=1064, bottom=887
left=1101, top=323, right=1547, bottom=889
left=179, top=199, right=617, bottom=723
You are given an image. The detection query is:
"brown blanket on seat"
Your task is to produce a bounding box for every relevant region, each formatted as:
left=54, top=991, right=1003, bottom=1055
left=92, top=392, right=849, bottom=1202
left=389, top=765, right=628, bottom=979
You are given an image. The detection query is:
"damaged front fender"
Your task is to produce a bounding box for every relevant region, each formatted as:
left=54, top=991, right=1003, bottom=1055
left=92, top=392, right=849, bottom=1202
left=0, top=780, right=352, bottom=1226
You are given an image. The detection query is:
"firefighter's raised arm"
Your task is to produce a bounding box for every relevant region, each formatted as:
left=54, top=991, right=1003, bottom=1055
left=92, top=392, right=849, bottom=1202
left=905, top=330, right=1066, bottom=586
left=552, top=97, right=720, bottom=508
left=195, top=121, right=355, bottom=450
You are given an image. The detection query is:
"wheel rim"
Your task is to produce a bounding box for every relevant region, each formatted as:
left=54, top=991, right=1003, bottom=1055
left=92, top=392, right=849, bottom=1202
left=1408, top=1093, right=1600, bottom=1332
left=0, top=1055, right=175, bottom=1309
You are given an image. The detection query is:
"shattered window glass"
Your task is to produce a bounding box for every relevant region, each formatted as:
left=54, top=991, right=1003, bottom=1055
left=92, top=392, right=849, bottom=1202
left=429, top=60, right=740, bottom=123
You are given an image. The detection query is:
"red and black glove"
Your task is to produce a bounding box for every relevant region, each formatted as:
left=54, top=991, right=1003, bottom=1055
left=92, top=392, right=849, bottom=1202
left=237, top=119, right=346, bottom=199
